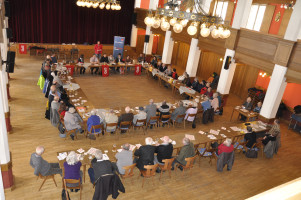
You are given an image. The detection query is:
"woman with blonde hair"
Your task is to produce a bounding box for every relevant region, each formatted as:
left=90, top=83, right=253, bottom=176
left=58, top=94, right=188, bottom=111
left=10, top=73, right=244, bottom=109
left=63, top=151, right=82, bottom=192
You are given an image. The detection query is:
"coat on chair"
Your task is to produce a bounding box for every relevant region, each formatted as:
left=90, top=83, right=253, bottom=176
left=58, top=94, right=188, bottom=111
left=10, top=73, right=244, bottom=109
left=216, top=152, right=235, bottom=172
left=93, top=174, right=125, bottom=200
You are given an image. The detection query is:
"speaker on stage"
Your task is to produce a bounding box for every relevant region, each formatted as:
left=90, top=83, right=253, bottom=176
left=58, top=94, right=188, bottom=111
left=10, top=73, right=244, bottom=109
left=224, top=56, right=232, bottom=70
left=6, top=28, right=13, bottom=39
left=132, top=13, right=137, bottom=25
left=6, top=51, right=15, bottom=73
left=145, top=35, right=150, bottom=43
left=4, top=1, right=10, bottom=17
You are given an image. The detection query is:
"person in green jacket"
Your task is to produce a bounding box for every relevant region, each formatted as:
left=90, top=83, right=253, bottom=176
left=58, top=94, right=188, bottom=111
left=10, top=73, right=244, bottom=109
left=171, top=137, right=195, bottom=170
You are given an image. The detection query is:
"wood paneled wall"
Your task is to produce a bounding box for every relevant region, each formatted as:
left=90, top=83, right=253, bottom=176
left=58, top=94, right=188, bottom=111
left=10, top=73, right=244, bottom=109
left=196, top=51, right=224, bottom=80
left=136, top=35, right=145, bottom=54
left=231, top=64, right=259, bottom=100
left=260, top=5, right=276, bottom=33
left=171, top=41, right=190, bottom=74
left=278, top=9, right=293, bottom=36
left=156, top=34, right=165, bottom=55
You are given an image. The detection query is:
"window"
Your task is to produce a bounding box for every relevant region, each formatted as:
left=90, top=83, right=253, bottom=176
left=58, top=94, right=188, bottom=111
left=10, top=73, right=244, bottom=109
left=246, top=4, right=266, bottom=31
left=213, top=1, right=228, bottom=21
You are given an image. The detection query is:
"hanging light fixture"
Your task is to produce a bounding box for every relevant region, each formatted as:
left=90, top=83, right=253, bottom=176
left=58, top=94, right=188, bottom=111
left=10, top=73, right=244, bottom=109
left=173, top=21, right=183, bottom=33
left=106, top=3, right=111, bottom=10
left=152, top=17, right=161, bottom=29
left=170, top=17, right=177, bottom=26
left=187, top=22, right=198, bottom=36
left=76, top=0, right=121, bottom=11
left=161, top=18, right=170, bottom=31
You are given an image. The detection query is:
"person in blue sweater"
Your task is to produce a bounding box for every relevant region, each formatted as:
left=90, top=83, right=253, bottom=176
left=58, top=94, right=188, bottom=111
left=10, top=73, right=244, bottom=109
left=87, top=110, right=103, bottom=139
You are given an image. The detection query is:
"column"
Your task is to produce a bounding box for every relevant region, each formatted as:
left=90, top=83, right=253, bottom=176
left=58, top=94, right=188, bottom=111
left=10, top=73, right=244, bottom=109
left=0, top=67, right=13, bottom=190
left=285, top=0, right=301, bottom=41
left=231, top=0, right=253, bottom=29
left=0, top=167, right=5, bottom=200
left=130, top=25, right=138, bottom=48
left=185, top=38, right=201, bottom=77
left=143, top=26, right=153, bottom=55
left=161, top=31, right=174, bottom=64
left=134, top=0, right=141, bottom=8
left=149, top=0, right=159, bottom=10
left=260, top=65, right=287, bottom=120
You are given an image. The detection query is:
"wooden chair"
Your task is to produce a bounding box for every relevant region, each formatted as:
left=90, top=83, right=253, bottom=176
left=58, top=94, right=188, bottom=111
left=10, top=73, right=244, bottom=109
left=119, top=121, right=132, bottom=134
left=158, top=158, right=175, bottom=180
left=65, top=129, right=77, bottom=140
left=86, top=124, right=104, bottom=138
left=37, top=173, right=57, bottom=191
left=63, top=179, right=82, bottom=200
left=197, top=142, right=217, bottom=166
left=160, top=115, right=171, bottom=128
left=172, top=114, right=186, bottom=128
left=133, top=119, right=147, bottom=134
left=105, top=123, right=117, bottom=134
left=175, top=155, right=197, bottom=176
left=147, top=116, right=160, bottom=129
left=184, top=113, right=197, bottom=128
left=139, top=164, right=159, bottom=188
left=120, top=163, right=136, bottom=183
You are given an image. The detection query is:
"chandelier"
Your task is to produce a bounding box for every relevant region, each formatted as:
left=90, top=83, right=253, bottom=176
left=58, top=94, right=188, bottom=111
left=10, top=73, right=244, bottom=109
left=280, top=1, right=294, bottom=9
left=144, top=0, right=230, bottom=39
left=76, top=0, right=121, bottom=10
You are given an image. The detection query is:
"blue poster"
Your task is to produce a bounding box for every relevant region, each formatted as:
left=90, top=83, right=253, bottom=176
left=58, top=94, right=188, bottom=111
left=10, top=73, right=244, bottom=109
left=113, top=36, right=125, bottom=59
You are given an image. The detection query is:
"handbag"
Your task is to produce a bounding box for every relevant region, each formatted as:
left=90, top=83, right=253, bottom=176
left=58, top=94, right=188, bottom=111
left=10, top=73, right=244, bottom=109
left=61, top=189, right=70, bottom=200
left=245, top=149, right=258, bottom=158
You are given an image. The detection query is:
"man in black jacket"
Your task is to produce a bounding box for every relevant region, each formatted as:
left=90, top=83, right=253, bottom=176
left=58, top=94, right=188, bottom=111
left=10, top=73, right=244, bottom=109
left=134, top=137, right=156, bottom=170
left=244, top=126, right=257, bottom=148
left=88, top=150, right=115, bottom=184
left=118, top=106, right=134, bottom=133
left=154, top=136, right=173, bottom=172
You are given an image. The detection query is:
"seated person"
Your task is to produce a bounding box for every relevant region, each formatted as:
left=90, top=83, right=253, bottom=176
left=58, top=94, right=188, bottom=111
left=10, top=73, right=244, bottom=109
left=64, top=151, right=82, bottom=192
left=100, top=53, right=109, bottom=64
left=88, top=150, right=115, bottom=184
left=115, top=53, right=125, bottom=74
left=262, top=130, right=279, bottom=146
left=217, top=92, right=222, bottom=108
left=244, top=126, right=257, bottom=148
left=145, top=99, right=157, bottom=127
left=211, top=93, right=219, bottom=112
left=191, top=77, right=200, bottom=91
left=179, top=72, right=191, bottom=87
left=51, top=53, right=57, bottom=64
left=200, top=82, right=211, bottom=94
left=201, top=96, right=212, bottom=111
left=172, top=137, right=195, bottom=170
left=267, top=119, right=280, bottom=134
left=87, top=110, right=104, bottom=139
left=133, top=107, right=147, bottom=126
left=104, top=109, right=118, bottom=133
left=253, top=101, right=262, bottom=113
left=58, top=102, right=67, bottom=119
left=118, top=106, right=134, bottom=133
left=77, top=54, right=85, bottom=74
left=205, top=87, right=213, bottom=98
left=114, top=143, right=133, bottom=175
left=134, top=137, right=156, bottom=170
left=150, top=56, right=157, bottom=68
left=197, top=80, right=206, bottom=93
left=64, top=107, right=84, bottom=140
left=159, top=63, right=167, bottom=72
left=158, top=101, right=170, bottom=124
left=217, top=138, right=234, bottom=155
left=207, top=73, right=215, bottom=83
left=125, top=55, right=132, bottom=64
left=154, top=136, right=173, bottom=167
left=108, top=54, right=115, bottom=64
left=90, top=54, right=100, bottom=75
left=242, top=97, right=253, bottom=111
left=171, top=68, right=178, bottom=80
left=30, top=146, right=62, bottom=176
left=164, top=65, right=172, bottom=76
left=156, top=61, right=162, bottom=69
left=171, top=101, right=186, bottom=123
left=185, top=104, right=198, bottom=122
left=137, top=53, right=144, bottom=63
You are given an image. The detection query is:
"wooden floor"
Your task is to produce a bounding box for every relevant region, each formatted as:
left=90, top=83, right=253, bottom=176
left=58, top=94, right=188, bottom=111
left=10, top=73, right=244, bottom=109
left=4, top=56, right=301, bottom=200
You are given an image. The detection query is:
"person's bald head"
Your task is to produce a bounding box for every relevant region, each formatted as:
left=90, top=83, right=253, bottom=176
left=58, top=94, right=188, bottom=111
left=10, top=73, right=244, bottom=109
left=54, top=96, right=59, bottom=102
left=162, top=136, right=170, bottom=144
left=50, top=85, right=56, bottom=92
left=125, top=106, right=131, bottom=113
left=149, top=99, right=154, bottom=104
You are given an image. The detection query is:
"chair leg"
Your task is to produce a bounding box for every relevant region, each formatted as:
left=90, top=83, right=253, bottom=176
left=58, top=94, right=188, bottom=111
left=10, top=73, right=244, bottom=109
left=52, top=176, right=57, bottom=187
left=39, top=178, right=47, bottom=191
left=142, top=177, right=145, bottom=188
left=152, top=176, right=155, bottom=186
left=169, top=169, right=171, bottom=178
left=159, top=170, right=163, bottom=180
left=80, top=186, right=82, bottom=200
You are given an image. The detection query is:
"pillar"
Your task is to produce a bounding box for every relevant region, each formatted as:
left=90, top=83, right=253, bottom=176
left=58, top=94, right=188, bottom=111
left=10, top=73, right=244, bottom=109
left=0, top=68, right=13, bottom=190
left=143, top=26, right=153, bottom=55
left=185, top=38, right=201, bottom=77
left=134, top=0, right=141, bottom=8
left=0, top=167, right=5, bottom=199
left=231, top=0, right=253, bottom=29
left=284, top=0, right=301, bottom=41
left=149, top=0, right=159, bottom=10
left=161, top=31, right=174, bottom=64
left=260, top=65, right=287, bottom=121
left=130, top=25, right=138, bottom=48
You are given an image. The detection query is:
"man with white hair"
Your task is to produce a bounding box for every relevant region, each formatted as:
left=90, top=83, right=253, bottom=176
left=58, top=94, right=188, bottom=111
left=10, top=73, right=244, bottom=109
left=88, top=150, right=115, bottom=184
left=104, top=109, right=118, bottom=133
left=171, top=101, right=186, bottom=123
left=87, top=109, right=103, bottom=140
left=172, top=137, right=195, bottom=170
left=145, top=99, right=157, bottom=128
left=114, top=143, right=133, bottom=174
left=218, top=138, right=234, bottom=155
left=185, top=103, right=198, bottom=122
left=154, top=136, right=173, bottom=172
left=158, top=100, right=170, bottom=123
left=64, top=107, right=84, bottom=140
left=30, top=146, right=62, bottom=176
left=133, top=107, right=147, bottom=126
left=134, top=137, right=156, bottom=170
left=118, top=106, right=134, bottom=133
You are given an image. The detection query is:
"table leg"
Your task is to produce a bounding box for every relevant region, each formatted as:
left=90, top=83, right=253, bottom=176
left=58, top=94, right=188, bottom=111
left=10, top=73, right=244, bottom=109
left=83, top=165, right=86, bottom=183
left=230, top=109, right=235, bottom=121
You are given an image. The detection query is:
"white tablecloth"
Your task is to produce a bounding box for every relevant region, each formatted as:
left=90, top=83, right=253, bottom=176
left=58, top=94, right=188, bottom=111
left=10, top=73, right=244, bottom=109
left=179, top=86, right=196, bottom=95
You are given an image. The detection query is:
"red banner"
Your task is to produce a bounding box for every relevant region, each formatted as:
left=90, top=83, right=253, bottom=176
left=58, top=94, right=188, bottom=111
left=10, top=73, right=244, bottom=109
left=19, top=44, right=27, bottom=54
left=134, top=65, right=141, bottom=76
left=102, top=65, right=109, bottom=77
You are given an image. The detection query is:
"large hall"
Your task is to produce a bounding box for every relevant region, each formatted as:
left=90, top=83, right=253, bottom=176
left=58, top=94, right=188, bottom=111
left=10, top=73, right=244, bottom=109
left=1, top=0, right=301, bottom=200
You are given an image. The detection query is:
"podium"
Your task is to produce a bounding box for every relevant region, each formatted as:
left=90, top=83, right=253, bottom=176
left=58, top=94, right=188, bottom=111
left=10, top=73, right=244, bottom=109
left=66, top=65, right=74, bottom=76
left=102, top=65, right=109, bottom=77
left=134, top=65, right=141, bottom=76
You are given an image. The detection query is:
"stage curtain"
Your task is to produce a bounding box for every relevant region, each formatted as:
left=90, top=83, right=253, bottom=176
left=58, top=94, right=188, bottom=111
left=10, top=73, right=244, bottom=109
left=8, top=0, right=135, bottom=44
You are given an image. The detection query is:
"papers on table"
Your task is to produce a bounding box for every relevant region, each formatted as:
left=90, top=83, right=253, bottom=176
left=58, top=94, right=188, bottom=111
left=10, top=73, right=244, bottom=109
left=221, top=127, right=227, bottom=130
left=185, top=134, right=195, bottom=141
left=210, top=129, right=219, bottom=135
left=181, top=100, right=194, bottom=107
left=102, top=154, right=109, bottom=160
left=160, top=137, right=173, bottom=143
left=240, top=109, right=248, bottom=113
left=77, top=107, right=86, bottom=113
left=259, top=125, right=267, bottom=130
left=129, top=144, right=136, bottom=151
left=87, top=147, right=98, bottom=155
left=220, top=134, right=227, bottom=138
left=117, top=149, right=122, bottom=153
left=199, top=131, right=205, bottom=134
left=114, top=110, right=120, bottom=114
left=171, top=141, right=176, bottom=145
left=136, top=144, right=142, bottom=148
left=207, top=135, right=217, bottom=140
left=63, top=83, right=80, bottom=91
left=77, top=148, right=85, bottom=154
left=230, top=126, right=240, bottom=132
left=57, top=152, right=67, bottom=160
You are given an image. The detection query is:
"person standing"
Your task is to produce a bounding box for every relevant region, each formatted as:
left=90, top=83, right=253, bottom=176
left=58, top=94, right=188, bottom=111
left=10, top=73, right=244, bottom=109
left=94, top=41, right=103, bottom=61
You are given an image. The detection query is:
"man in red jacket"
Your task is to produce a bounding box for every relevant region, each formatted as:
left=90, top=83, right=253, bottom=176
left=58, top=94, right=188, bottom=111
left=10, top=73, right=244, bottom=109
left=94, top=41, right=103, bottom=60
left=218, top=138, right=234, bottom=155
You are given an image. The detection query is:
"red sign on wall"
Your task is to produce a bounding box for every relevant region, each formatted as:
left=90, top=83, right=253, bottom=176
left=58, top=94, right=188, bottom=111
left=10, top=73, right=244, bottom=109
left=19, top=44, right=27, bottom=54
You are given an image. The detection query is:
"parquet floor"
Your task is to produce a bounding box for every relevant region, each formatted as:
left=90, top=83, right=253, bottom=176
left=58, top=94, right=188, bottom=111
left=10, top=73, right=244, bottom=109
left=4, top=56, right=301, bottom=200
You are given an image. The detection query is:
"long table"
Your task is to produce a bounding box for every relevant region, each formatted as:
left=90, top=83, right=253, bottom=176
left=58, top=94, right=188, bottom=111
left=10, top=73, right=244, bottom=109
left=230, top=106, right=259, bottom=122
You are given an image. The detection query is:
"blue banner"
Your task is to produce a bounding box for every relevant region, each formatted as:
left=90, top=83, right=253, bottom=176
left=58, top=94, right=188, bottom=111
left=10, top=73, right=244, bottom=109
left=113, top=36, right=125, bottom=59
